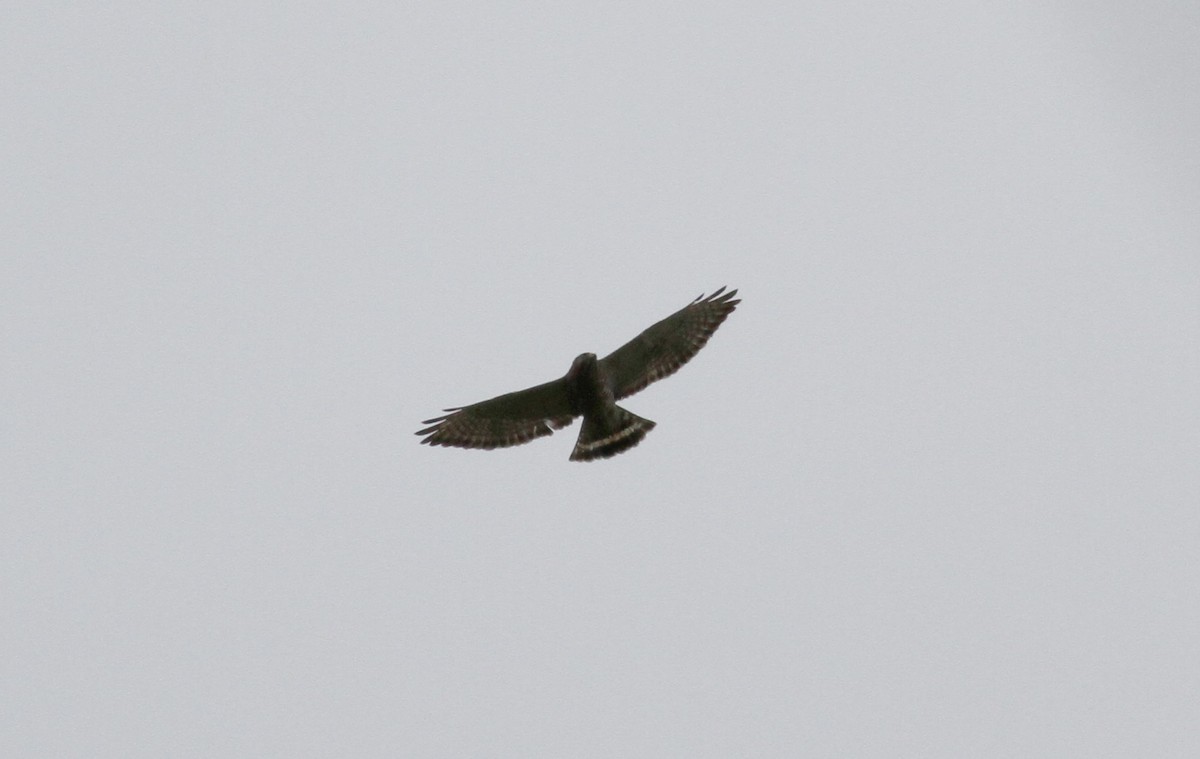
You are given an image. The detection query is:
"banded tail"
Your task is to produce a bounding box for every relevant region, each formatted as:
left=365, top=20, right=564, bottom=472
left=570, top=405, right=656, bottom=462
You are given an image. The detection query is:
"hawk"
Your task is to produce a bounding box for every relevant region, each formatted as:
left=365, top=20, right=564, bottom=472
left=417, top=287, right=740, bottom=461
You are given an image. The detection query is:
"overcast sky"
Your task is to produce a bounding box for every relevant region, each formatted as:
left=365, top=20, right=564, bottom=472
left=4, top=2, right=1198, bottom=757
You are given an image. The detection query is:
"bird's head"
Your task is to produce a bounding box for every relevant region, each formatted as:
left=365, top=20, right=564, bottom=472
left=567, top=352, right=597, bottom=378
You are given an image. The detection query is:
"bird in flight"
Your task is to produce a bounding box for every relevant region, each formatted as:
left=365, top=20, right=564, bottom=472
left=417, top=287, right=740, bottom=461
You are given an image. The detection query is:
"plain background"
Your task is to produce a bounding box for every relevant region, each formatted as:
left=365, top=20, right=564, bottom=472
left=3, top=2, right=1198, bottom=756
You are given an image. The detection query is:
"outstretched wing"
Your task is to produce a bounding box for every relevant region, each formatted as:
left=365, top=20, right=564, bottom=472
left=416, top=377, right=576, bottom=450
left=599, top=286, right=740, bottom=400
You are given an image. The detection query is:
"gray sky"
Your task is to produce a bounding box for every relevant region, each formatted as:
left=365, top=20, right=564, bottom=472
left=4, top=2, right=1198, bottom=757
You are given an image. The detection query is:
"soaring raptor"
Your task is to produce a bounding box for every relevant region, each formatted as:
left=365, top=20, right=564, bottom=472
left=417, top=287, right=740, bottom=461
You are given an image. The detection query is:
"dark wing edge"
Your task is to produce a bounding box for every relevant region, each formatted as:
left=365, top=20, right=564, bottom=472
left=599, top=286, right=740, bottom=400
left=416, top=377, right=577, bottom=451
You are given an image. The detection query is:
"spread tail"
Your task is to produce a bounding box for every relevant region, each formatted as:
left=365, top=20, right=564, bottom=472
left=569, top=405, right=656, bottom=462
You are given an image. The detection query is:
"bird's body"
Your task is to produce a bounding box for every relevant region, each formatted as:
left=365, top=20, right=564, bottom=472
left=562, top=352, right=656, bottom=461
left=417, top=287, right=739, bottom=461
